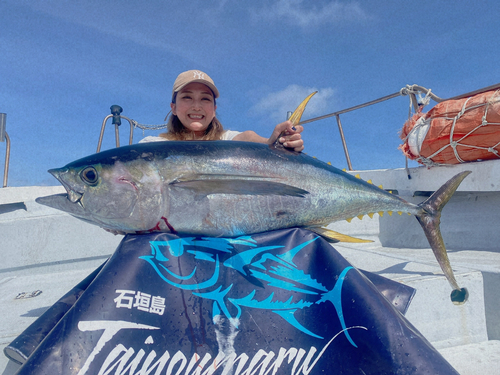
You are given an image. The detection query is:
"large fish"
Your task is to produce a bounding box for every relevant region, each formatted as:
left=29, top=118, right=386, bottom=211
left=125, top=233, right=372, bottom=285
left=36, top=96, right=470, bottom=304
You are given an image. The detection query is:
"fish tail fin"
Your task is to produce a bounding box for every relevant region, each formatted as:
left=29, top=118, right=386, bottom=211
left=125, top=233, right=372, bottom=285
left=415, top=171, right=471, bottom=305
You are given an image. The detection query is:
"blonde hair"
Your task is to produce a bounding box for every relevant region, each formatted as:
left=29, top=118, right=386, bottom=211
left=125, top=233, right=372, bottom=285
left=159, top=114, right=225, bottom=141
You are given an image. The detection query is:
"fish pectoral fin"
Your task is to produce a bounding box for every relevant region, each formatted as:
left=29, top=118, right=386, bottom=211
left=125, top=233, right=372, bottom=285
left=171, top=179, right=309, bottom=197
left=306, top=227, right=373, bottom=243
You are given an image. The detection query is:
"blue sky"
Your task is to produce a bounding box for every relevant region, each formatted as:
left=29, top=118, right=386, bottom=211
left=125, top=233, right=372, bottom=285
left=1, top=0, right=498, bottom=186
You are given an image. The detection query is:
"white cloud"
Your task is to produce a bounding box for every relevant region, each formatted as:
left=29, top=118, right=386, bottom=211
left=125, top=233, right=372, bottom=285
left=250, top=0, right=371, bottom=28
left=251, top=84, right=335, bottom=123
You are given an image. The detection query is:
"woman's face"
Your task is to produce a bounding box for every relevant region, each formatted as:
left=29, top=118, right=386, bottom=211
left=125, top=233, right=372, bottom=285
left=171, top=82, right=217, bottom=137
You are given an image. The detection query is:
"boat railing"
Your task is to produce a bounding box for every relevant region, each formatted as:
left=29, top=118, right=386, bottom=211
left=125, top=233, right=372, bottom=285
left=298, top=91, right=403, bottom=170
left=1, top=113, right=10, bottom=188
left=96, top=105, right=135, bottom=153
left=95, top=90, right=411, bottom=169
left=95, top=83, right=500, bottom=170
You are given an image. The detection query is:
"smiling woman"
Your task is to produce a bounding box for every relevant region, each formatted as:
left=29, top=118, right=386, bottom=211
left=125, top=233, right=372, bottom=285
left=172, top=82, right=218, bottom=139
left=139, top=70, right=305, bottom=152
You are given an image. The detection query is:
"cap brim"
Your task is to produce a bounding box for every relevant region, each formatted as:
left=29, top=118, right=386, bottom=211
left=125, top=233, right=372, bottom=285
left=174, top=80, right=219, bottom=99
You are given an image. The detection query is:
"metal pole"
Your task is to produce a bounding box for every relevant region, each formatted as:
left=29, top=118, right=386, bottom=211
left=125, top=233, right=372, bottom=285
left=128, top=117, right=134, bottom=146
left=335, top=115, right=353, bottom=171
left=97, top=114, right=135, bottom=153
left=0, top=113, right=6, bottom=142
left=299, top=92, right=402, bottom=125
left=1, top=113, right=9, bottom=187
left=111, top=105, right=123, bottom=149
left=447, top=82, right=500, bottom=101
left=296, top=93, right=401, bottom=170
left=3, top=132, right=11, bottom=188
left=115, top=124, right=120, bottom=148
left=96, top=114, right=113, bottom=153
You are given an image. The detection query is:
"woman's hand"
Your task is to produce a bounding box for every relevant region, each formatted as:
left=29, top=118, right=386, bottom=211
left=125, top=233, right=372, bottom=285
left=232, top=120, right=304, bottom=152
left=267, top=120, right=304, bottom=152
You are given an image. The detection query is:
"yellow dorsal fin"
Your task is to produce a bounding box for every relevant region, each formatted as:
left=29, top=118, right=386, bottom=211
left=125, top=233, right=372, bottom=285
left=288, top=91, right=317, bottom=126
left=378, top=211, right=384, bottom=217
left=368, top=212, right=374, bottom=219
left=306, top=227, right=373, bottom=243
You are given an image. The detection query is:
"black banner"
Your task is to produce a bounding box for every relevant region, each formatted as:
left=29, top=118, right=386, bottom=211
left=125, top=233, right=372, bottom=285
left=9, top=228, right=458, bottom=374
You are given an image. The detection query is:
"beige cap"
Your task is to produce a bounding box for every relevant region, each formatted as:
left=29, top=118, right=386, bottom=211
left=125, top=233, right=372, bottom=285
left=171, top=70, right=219, bottom=101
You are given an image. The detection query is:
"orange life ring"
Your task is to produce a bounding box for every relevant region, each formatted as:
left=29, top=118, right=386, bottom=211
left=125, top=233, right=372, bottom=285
left=400, top=89, right=500, bottom=165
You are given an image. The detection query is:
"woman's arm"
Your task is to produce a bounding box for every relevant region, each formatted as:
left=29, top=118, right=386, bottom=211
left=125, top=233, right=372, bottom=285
left=232, top=120, right=304, bottom=152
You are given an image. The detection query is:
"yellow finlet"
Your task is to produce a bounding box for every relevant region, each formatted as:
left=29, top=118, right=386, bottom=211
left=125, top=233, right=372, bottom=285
left=288, top=91, right=317, bottom=126
left=357, top=214, right=364, bottom=220
left=398, top=211, right=403, bottom=216
left=307, top=227, right=373, bottom=243
left=346, top=217, right=353, bottom=223
left=378, top=185, right=383, bottom=189
left=367, top=180, right=373, bottom=184
left=342, top=168, right=347, bottom=172
left=387, top=211, right=393, bottom=216
left=368, top=212, right=374, bottom=219
left=327, top=162, right=332, bottom=165
left=378, top=211, right=384, bottom=217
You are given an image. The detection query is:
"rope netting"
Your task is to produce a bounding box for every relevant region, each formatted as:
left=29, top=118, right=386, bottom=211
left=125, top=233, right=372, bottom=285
left=400, top=89, right=500, bottom=166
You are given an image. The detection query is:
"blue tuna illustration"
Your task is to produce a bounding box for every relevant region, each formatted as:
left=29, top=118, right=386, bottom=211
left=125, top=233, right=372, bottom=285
left=139, top=235, right=358, bottom=347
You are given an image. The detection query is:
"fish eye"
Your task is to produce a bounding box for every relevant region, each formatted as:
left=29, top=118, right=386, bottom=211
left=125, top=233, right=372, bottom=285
left=80, top=166, right=99, bottom=185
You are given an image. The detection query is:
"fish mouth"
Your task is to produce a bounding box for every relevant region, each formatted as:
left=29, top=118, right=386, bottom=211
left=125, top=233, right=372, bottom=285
left=67, top=189, right=84, bottom=206
left=48, top=168, right=84, bottom=206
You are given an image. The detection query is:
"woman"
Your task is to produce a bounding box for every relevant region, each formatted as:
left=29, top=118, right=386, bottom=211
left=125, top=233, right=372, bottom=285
left=140, top=70, right=304, bottom=152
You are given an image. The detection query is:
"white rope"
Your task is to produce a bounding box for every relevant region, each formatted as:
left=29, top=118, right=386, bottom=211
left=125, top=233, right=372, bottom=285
left=419, top=89, right=432, bottom=107
left=415, top=156, right=444, bottom=167
left=402, top=85, right=434, bottom=176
